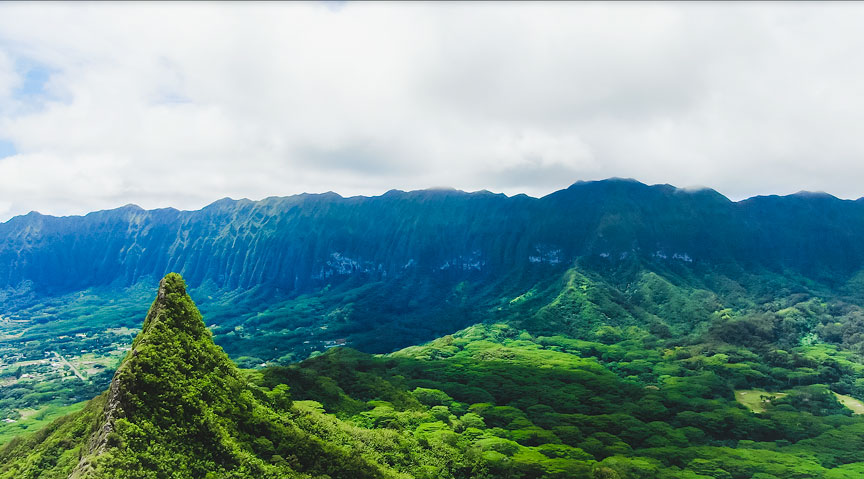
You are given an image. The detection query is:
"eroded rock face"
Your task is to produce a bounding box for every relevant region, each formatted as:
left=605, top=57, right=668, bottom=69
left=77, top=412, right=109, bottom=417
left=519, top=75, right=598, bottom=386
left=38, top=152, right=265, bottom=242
left=3, top=180, right=864, bottom=301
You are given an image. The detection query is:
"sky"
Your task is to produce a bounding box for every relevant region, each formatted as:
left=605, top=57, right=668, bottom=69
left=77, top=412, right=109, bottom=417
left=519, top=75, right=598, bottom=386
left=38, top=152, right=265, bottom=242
left=1, top=2, right=864, bottom=220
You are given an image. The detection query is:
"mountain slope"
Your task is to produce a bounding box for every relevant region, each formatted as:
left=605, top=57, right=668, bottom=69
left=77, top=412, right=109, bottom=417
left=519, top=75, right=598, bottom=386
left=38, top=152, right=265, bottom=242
left=265, top=323, right=864, bottom=478
left=6, top=180, right=864, bottom=441
left=4, top=179, right=864, bottom=362
left=0, top=274, right=401, bottom=479
left=5, top=276, right=864, bottom=479
left=4, top=180, right=864, bottom=298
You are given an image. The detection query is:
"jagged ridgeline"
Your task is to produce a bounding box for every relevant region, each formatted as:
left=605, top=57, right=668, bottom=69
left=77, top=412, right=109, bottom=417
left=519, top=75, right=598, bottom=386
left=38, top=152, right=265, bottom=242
left=0, top=274, right=393, bottom=479
left=5, top=179, right=864, bottom=359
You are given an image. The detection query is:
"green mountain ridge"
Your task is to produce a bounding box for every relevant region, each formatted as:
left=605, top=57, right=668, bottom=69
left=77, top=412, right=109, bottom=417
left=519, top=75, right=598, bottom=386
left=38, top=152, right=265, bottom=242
left=4, top=178, right=864, bottom=362
left=5, top=274, right=864, bottom=478
left=5, top=181, right=864, bottom=476
left=0, top=274, right=396, bottom=478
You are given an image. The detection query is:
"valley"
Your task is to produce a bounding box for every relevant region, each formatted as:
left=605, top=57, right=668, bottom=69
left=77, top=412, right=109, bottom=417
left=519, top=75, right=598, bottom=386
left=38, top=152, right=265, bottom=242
left=3, top=181, right=864, bottom=477
left=3, top=274, right=864, bottom=477
left=0, top=316, right=130, bottom=442
left=2, top=1, right=862, bottom=476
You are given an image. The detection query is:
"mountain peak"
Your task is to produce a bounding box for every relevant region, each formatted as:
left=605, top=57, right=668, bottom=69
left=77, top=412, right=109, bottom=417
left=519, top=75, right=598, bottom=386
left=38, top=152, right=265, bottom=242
left=65, top=274, right=387, bottom=478
left=135, top=272, right=208, bottom=348
left=72, top=273, right=240, bottom=476
left=156, top=271, right=186, bottom=300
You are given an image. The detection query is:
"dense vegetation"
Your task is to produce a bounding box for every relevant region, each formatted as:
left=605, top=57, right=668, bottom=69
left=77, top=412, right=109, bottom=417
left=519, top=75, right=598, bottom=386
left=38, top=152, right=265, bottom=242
left=5, top=179, right=864, bottom=360
left=258, top=321, right=864, bottom=479
left=2, top=272, right=864, bottom=478
left=0, top=275, right=401, bottom=478
left=3, top=181, right=864, bottom=477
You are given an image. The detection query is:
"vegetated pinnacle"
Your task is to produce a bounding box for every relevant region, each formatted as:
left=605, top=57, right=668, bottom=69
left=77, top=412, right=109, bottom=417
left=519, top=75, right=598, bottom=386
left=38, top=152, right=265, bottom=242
left=136, top=272, right=208, bottom=343
left=72, top=272, right=244, bottom=477
left=158, top=271, right=186, bottom=298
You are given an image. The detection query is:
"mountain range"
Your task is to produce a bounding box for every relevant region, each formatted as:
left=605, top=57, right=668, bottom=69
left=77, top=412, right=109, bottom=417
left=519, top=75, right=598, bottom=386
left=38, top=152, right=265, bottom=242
left=3, top=179, right=864, bottom=359
left=2, top=179, right=864, bottom=477
left=4, top=179, right=864, bottom=296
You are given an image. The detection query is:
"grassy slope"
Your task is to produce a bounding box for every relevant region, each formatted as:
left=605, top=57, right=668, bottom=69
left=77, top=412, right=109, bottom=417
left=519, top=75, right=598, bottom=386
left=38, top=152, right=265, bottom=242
left=733, top=390, right=787, bottom=414
left=0, top=401, right=89, bottom=444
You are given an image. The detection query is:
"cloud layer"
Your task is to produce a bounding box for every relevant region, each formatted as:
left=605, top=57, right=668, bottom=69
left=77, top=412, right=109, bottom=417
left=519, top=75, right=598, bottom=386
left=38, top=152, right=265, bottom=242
left=1, top=2, right=864, bottom=220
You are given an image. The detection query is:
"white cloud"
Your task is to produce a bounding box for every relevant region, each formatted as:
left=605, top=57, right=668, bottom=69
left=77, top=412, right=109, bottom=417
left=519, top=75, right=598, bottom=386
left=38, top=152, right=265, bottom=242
left=1, top=2, right=864, bottom=220
left=0, top=49, right=19, bottom=109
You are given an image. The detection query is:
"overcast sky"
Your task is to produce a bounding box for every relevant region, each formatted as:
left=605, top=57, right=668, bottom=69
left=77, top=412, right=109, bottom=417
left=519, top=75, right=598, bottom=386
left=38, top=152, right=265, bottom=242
left=1, top=2, right=864, bottom=220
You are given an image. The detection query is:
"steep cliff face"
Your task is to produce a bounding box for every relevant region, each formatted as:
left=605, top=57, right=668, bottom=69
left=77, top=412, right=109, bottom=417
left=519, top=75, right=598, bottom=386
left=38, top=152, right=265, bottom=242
left=3, top=180, right=864, bottom=299
left=4, top=179, right=864, bottom=359
left=0, top=191, right=529, bottom=295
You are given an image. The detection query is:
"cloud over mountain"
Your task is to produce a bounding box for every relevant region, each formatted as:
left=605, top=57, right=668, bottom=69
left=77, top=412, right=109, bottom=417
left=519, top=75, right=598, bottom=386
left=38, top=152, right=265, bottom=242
left=1, top=2, right=864, bottom=220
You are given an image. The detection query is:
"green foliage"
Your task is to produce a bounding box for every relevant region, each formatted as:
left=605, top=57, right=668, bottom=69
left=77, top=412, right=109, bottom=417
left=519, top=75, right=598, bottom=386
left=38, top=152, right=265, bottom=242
left=7, top=263, right=864, bottom=478
left=0, top=275, right=397, bottom=479
left=260, top=320, right=864, bottom=478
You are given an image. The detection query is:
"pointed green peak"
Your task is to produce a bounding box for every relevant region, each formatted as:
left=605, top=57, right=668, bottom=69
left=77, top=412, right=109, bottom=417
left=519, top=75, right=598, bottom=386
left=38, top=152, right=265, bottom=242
left=158, top=271, right=186, bottom=298
left=12, top=274, right=390, bottom=479
left=135, top=272, right=207, bottom=347
left=119, top=273, right=233, bottom=411
left=72, top=274, right=248, bottom=477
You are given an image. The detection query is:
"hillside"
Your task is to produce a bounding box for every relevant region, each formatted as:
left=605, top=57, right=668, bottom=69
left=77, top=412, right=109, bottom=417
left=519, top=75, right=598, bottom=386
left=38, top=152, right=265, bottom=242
left=5, top=180, right=864, bottom=437
left=3, top=179, right=864, bottom=359
left=4, top=180, right=864, bottom=297
left=3, top=274, right=864, bottom=478
left=0, top=274, right=401, bottom=478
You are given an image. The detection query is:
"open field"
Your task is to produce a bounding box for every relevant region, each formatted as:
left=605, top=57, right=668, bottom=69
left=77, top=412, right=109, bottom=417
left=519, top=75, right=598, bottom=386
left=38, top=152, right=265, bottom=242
left=736, top=389, right=864, bottom=415
left=835, top=393, right=864, bottom=414
left=0, top=401, right=89, bottom=444
left=0, top=318, right=135, bottom=432
left=734, top=389, right=787, bottom=413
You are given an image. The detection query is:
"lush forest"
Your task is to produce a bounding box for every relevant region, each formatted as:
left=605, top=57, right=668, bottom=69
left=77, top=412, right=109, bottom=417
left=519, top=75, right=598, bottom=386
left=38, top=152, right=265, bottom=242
left=3, top=181, right=864, bottom=477
left=6, top=179, right=864, bottom=362
left=1, top=272, right=864, bottom=478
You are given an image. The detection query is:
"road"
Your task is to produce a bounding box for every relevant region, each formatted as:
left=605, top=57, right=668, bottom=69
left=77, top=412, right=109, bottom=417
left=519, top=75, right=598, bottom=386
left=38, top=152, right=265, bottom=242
left=53, top=351, right=86, bottom=382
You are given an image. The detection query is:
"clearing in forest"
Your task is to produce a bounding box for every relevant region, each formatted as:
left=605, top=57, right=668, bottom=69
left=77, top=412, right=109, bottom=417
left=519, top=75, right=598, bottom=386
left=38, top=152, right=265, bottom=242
left=734, top=389, right=787, bottom=413
left=735, top=389, right=864, bottom=415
